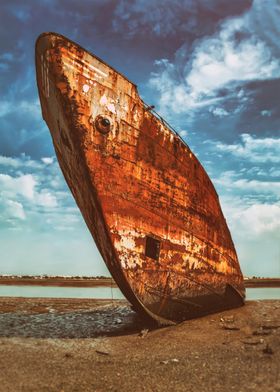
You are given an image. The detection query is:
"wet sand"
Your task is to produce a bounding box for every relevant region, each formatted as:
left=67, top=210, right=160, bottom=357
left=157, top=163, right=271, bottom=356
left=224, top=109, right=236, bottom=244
left=0, top=297, right=279, bottom=391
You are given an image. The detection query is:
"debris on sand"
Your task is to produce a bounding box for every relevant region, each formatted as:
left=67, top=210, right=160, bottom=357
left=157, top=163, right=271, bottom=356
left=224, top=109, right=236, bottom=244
left=262, top=344, right=274, bottom=355
left=96, top=350, right=110, bottom=356
left=160, top=358, right=179, bottom=365
left=139, top=329, right=149, bottom=338
left=220, top=316, right=240, bottom=330
left=241, top=338, right=264, bottom=346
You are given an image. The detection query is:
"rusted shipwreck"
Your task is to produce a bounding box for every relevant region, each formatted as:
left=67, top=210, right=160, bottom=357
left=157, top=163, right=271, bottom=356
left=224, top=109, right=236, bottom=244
left=36, top=32, right=245, bottom=325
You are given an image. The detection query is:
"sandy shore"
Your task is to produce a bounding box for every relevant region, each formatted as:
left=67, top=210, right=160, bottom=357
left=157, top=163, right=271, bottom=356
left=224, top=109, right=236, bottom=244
left=0, top=298, right=279, bottom=392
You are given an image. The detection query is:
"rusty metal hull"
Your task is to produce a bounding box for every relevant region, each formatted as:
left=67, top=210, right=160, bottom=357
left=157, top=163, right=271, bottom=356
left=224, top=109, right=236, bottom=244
left=35, top=32, right=245, bottom=325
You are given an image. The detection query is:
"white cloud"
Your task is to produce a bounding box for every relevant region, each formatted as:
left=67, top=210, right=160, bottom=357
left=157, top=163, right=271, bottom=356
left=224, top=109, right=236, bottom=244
left=223, top=196, right=280, bottom=236
left=186, top=17, right=280, bottom=97
left=213, top=134, right=280, bottom=163
left=149, top=2, right=280, bottom=112
left=0, top=156, right=65, bottom=215
left=0, top=154, right=42, bottom=169
left=5, top=200, right=26, bottom=220
left=261, top=110, right=272, bottom=117
left=0, top=155, right=105, bottom=276
left=0, top=156, right=22, bottom=168
left=35, top=191, right=57, bottom=207
left=209, top=107, right=229, bottom=117
left=179, top=130, right=188, bottom=137
left=0, top=172, right=58, bottom=211
left=41, top=157, right=54, bottom=165
left=214, top=171, right=280, bottom=197
left=0, top=173, right=36, bottom=200
left=234, top=204, right=280, bottom=235
left=220, top=195, right=280, bottom=276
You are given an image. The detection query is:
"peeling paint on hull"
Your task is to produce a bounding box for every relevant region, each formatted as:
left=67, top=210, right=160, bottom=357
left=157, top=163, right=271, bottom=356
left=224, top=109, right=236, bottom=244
left=35, top=32, right=245, bottom=325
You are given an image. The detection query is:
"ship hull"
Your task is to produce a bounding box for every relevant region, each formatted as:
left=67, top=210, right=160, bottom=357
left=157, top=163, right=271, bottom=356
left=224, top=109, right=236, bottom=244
left=36, top=32, right=245, bottom=325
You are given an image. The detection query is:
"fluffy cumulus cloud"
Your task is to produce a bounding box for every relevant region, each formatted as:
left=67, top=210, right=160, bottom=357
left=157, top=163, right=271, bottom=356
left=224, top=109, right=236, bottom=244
left=0, top=173, right=36, bottom=200
left=222, top=195, right=280, bottom=237
left=205, top=132, right=280, bottom=276
left=0, top=152, right=108, bottom=276
left=41, top=157, right=54, bottom=165
left=185, top=18, right=280, bottom=98
left=149, top=0, right=280, bottom=114
left=209, top=134, right=280, bottom=163
left=215, top=172, right=280, bottom=198
left=220, top=196, right=280, bottom=276
left=1, top=199, right=26, bottom=221
left=234, top=204, right=280, bottom=236
left=209, top=107, right=229, bottom=118
left=0, top=154, right=41, bottom=169
left=0, top=155, right=68, bottom=227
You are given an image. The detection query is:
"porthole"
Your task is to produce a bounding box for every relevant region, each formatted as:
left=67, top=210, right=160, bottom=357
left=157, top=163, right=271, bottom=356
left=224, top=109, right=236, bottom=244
left=94, top=115, right=112, bottom=134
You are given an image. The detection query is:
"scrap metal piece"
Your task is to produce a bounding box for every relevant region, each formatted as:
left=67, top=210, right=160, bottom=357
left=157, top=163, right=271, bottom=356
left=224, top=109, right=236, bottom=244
left=35, top=32, right=245, bottom=325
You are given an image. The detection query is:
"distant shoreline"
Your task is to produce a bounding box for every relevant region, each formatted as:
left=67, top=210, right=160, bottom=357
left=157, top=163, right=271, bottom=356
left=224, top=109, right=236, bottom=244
left=0, top=276, right=117, bottom=288
left=244, top=278, right=280, bottom=288
left=0, top=276, right=279, bottom=288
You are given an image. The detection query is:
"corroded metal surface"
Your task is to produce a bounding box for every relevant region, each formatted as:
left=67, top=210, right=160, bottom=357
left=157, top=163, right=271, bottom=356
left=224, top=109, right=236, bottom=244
left=36, top=32, right=245, bottom=325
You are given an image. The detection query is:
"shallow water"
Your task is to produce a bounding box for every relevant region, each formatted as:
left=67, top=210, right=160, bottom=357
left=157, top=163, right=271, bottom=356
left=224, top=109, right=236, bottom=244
left=0, top=285, right=279, bottom=300
left=0, top=284, right=125, bottom=299
left=245, top=287, right=280, bottom=300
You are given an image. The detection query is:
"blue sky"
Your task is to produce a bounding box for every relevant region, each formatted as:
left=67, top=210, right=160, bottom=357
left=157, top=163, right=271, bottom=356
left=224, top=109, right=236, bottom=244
left=0, top=0, right=279, bottom=277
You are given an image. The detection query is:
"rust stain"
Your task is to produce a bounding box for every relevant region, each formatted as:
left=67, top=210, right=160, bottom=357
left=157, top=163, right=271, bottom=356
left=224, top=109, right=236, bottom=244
left=35, top=32, right=245, bottom=325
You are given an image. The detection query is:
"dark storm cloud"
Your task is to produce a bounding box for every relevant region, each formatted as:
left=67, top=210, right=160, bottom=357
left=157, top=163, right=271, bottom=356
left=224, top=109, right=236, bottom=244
left=238, top=79, right=280, bottom=137
left=112, top=0, right=252, bottom=75
left=0, top=0, right=278, bottom=162
left=180, top=78, right=280, bottom=146
left=0, top=0, right=253, bottom=158
left=0, top=0, right=117, bottom=157
left=113, top=0, right=252, bottom=39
